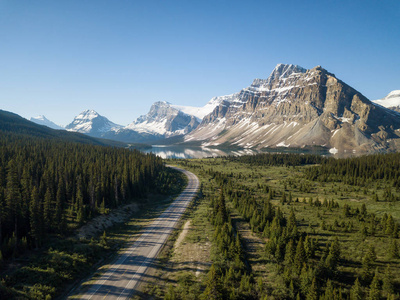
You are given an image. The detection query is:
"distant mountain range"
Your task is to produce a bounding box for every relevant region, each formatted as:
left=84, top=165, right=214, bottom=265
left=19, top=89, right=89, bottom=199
left=28, top=64, right=400, bottom=153
left=1, top=110, right=124, bottom=147
left=31, top=99, right=224, bottom=143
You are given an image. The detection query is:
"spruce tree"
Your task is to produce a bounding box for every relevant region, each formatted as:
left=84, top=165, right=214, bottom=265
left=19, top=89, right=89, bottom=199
left=367, top=271, right=380, bottom=300
left=29, top=186, right=43, bottom=248
left=201, top=264, right=224, bottom=300
left=382, top=265, right=394, bottom=297
left=350, top=278, right=362, bottom=300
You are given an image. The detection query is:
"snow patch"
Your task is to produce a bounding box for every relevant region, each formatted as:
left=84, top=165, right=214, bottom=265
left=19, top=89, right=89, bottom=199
left=329, top=147, right=338, bottom=154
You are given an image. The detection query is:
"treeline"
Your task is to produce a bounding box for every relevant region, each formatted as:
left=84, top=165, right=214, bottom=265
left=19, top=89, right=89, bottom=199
left=0, top=134, right=168, bottom=259
left=306, top=153, right=400, bottom=188
left=226, top=153, right=324, bottom=166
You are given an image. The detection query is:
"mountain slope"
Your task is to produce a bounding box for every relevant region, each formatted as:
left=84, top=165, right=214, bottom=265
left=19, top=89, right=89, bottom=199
left=30, top=115, right=64, bottom=130
left=65, top=109, right=122, bottom=137
left=186, top=64, right=400, bottom=153
left=0, top=110, right=126, bottom=146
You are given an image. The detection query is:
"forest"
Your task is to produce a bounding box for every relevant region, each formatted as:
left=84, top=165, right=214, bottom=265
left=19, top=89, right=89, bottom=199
left=0, top=132, right=185, bottom=299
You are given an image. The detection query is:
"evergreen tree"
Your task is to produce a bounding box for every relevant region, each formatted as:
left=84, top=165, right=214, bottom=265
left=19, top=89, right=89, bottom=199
left=29, top=186, right=43, bottom=248
left=382, top=265, right=394, bottom=297
left=201, top=264, right=224, bottom=300
left=294, top=237, right=306, bottom=273
left=367, top=271, right=380, bottom=300
left=306, top=277, right=318, bottom=300
left=5, top=159, right=21, bottom=253
left=350, top=278, right=363, bottom=300
left=388, top=239, right=399, bottom=259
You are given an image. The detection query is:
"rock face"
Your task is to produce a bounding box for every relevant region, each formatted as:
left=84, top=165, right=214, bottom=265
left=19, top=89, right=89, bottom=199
left=185, top=64, right=400, bottom=153
left=65, top=110, right=122, bottom=137
left=30, top=115, right=64, bottom=130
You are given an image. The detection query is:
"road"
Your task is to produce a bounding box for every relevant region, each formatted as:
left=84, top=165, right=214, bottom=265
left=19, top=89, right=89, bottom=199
left=70, top=167, right=199, bottom=300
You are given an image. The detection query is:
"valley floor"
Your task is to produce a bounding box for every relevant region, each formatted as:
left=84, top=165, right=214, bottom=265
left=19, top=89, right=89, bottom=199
left=142, top=155, right=400, bottom=299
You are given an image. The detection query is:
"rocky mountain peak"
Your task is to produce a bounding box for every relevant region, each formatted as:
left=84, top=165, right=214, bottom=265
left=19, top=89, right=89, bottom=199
left=251, top=63, right=307, bottom=88
left=65, top=109, right=121, bottom=136
left=186, top=64, right=400, bottom=153
left=76, top=109, right=100, bottom=120
left=126, top=101, right=200, bottom=137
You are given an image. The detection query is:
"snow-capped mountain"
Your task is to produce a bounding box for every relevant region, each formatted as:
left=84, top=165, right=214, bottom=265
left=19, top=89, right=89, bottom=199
left=126, top=101, right=199, bottom=136
left=373, top=90, right=400, bottom=111
left=171, top=96, right=228, bottom=121
left=30, top=115, right=64, bottom=130
left=65, top=109, right=122, bottom=137
left=101, top=102, right=200, bottom=143
left=185, top=64, right=400, bottom=153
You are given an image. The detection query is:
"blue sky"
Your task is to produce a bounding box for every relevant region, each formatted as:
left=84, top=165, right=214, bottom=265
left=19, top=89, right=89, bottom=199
left=0, top=0, right=399, bottom=126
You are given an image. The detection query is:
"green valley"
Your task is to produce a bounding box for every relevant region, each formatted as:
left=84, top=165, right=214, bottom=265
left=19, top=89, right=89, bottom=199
left=147, top=153, right=400, bottom=299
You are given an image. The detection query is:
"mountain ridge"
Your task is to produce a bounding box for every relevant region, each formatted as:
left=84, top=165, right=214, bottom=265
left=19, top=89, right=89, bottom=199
left=30, top=115, right=64, bottom=130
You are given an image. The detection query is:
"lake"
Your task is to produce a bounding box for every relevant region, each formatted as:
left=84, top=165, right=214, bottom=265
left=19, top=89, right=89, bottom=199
left=142, top=145, right=334, bottom=159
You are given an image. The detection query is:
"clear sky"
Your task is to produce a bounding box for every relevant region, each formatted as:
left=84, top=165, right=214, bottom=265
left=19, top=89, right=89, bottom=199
left=0, top=0, right=399, bottom=126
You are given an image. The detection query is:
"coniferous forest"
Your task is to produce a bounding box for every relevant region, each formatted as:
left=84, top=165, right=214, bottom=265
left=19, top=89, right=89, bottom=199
left=0, top=131, right=187, bottom=299
left=0, top=133, right=172, bottom=257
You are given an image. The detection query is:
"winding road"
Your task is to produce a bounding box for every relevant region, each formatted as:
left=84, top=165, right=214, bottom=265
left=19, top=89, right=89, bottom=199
left=69, top=167, right=199, bottom=300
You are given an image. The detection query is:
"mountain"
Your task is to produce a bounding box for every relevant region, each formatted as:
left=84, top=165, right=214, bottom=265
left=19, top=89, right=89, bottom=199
left=171, top=96, right=227, bottom=121
left=103, top=101, right=199, bottom=143
left=373, top=90, right=400, bottom=112
left=30, top=115, right=64, bottom=130
left=65, top=109, right=122, bottom=137
left=0, top=109, right=125, bottom=147
left=185, top=64, right=400, bottom=153
left=126, top=101, right=199, bottom=136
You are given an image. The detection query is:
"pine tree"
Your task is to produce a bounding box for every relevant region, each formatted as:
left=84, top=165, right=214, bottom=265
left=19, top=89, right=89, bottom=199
left=43, top=187, right=53, bottom=231
left=323, top=279, right=334, bottom=300
left=306, top=276, right=318, bottom=300
left=29, top=186, right=43, bottom=248
left=5, top=159, right=21, bottom=253
left=382, top=265, right=394, bottom=297
left=388, top=239, right=399, bottom=259
left=362, top=245, right=376, bottom=283
left=350, top=278, right=363, bottom=300
left=367, top=271, right=380, bottom=300
left=294, top=237, right=306, bottom=273
left=54, top=178, right=66, bottom=232
left=201, top=264, right=224, bottom=300
left=284, top=239, right=295, bottom=265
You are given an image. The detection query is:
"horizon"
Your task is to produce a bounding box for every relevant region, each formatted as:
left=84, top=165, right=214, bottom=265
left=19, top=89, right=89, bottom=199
left=1, top=1, right=399, bottom=125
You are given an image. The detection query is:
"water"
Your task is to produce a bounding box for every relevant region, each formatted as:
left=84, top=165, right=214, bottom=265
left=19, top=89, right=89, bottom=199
left=142, top=145, right=332, bottom=159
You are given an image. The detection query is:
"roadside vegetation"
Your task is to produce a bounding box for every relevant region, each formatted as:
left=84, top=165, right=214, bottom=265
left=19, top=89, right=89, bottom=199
left=156, top=153, right=400, bottom=299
